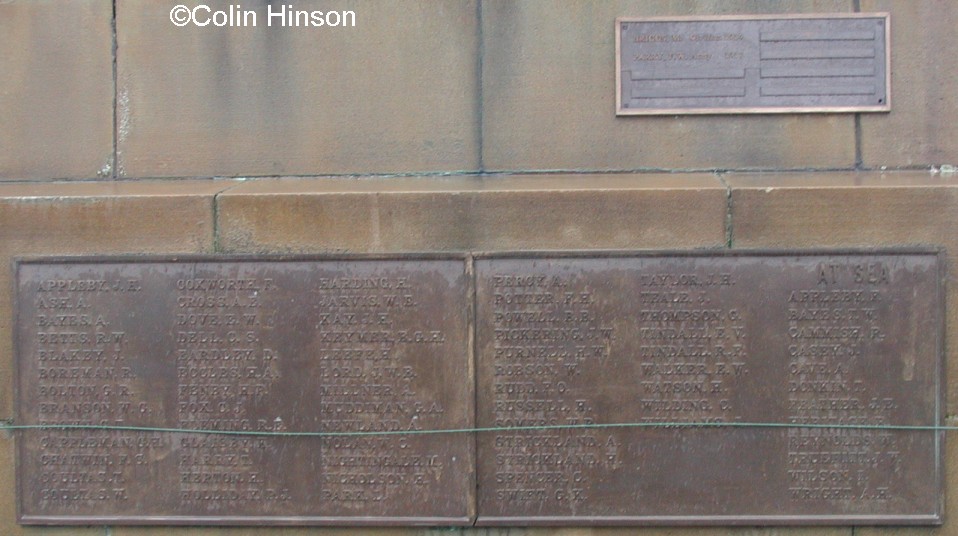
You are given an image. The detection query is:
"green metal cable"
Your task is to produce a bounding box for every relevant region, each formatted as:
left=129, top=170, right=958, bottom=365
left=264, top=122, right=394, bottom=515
left=0, top=420, right=951, bottom=438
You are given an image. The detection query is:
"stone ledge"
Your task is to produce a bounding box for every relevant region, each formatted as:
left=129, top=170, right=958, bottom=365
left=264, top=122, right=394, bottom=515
left=215, top=174, right=729, bottom=254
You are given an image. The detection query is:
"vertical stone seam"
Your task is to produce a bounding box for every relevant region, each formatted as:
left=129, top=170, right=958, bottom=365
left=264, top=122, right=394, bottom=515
left=212, top=192, right=220, bottom=253
left=111, top=0, right=118, bottom=179
left=717, top=173, right=733, bottom=248
left=855, top=114, right=863, bottom=169
left=211, top=181, right=245, bottom=254
left=476, top=0, right=485, bottom=172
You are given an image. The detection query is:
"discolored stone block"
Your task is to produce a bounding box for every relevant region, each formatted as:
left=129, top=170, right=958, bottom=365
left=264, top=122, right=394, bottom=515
left=0, top=181, right=228, bottom=419
left=0, top=0, right=114, bottom=180
left=728, top=171, right=958, bottom=413
left=215, top=174, right=727, bottom=254
left=116, top=1, right=479, bottom=178
left=481, top=0, right=856, bottom=172
left=859, top=1, right=958, bottom=168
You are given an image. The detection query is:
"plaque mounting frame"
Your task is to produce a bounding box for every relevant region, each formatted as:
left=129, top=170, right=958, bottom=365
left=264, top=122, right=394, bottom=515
left=473, top=247, right=944, bottom=527
left=615, top=13, right=892, bottom=115
left=12, top=248, right=945, bottom=527
left=14, top=253, right=476, bottom=527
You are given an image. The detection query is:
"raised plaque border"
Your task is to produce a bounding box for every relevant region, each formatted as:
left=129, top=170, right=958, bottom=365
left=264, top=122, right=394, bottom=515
left=473, top=248, right=944, bottom=526
left=13, top=248, right=945, bottom=527
left=14, top=253, right=476, bottom=527
left=615, top=13, right=892, bottom=116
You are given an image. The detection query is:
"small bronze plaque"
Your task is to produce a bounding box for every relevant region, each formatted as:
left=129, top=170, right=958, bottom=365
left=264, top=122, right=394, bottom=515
left=15, top=256, right=474, bottom=525
left=475, top=251, right=942, bottom=525
left=616, top=14, right=890, bottom=114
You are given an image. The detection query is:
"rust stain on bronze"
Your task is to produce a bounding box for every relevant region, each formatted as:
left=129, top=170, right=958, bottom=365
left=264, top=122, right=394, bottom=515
left=475, top=250, right=941, bottom=525
left=15, top=255, right=474, bottom=525
left=616, top=14, right=891, bottom=115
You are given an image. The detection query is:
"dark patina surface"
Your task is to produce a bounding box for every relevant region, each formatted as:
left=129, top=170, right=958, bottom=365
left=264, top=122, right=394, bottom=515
left=16, top=255, right=474, bottom=525
left=617, top=14, right=890, bottom=114
left=475, top=250, right=942, bottom=525
left=15, top=250, right=942, bottom=526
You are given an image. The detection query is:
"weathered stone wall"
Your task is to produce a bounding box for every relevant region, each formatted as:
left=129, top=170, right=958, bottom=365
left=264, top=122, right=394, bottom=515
left=0, top=0, right=955, bottom=534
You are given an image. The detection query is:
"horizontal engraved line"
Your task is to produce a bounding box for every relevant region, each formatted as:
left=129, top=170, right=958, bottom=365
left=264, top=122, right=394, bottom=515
left=631, top=68, right=746, bottom=80
left=760, top=47, right=876, bottom=60
left=762, top=76, right=876, bottom=87
left=760, top=66, right=875, bottom=78
left=760, top=85, right=876, bottom=96
left=760, top=30, right=875, bottom=41
left=632, top=86, right=747, bottom=99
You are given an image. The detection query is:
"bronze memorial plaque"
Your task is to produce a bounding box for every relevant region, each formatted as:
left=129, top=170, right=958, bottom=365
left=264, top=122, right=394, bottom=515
left=15, top=256, right=474, bottom=525
left=476, top=251, right=942, bottom=525
left=616, top=14, right=890, bottom=115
